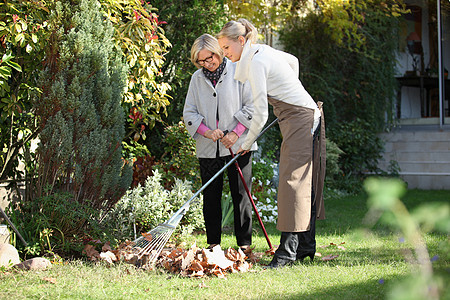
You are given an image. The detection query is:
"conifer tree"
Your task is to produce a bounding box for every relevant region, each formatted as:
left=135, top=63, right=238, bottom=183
left=33, top=0, right=132, bottom=217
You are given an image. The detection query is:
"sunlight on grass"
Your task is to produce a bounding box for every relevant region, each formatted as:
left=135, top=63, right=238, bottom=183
left=0, top=187, right=448, bottom=299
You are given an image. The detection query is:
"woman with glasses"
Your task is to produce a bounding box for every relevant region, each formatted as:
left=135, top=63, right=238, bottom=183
left=183, top=34, right=257, bottom=251
left=217, top=19, right=326, bottom=268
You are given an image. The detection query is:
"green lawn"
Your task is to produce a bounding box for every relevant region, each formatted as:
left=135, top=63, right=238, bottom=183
left=1, top=189, right=448, bottom=300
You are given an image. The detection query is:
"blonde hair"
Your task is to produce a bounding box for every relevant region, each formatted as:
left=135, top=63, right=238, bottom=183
left=190, top=34, right=224, bottom=69
left=217, top=18, right=258, bottom=44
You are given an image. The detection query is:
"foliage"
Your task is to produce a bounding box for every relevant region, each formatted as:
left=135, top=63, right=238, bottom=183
left=1, top=0, right=172, bottom=188
left=364, top=177, right=449, bottom=300
left=103, top=169, right=204, bottom=242
left=329, top=118, right=384, bottom=191
left=158, top=121, right=200, bottom=187
left=0, top=0, right=49, bottom=182
left=139, top=0, right=227, bottom=161
left=279, top=2, right=406, bottom=190
left=324, top=139, right=344, bottom=186
left=126, top=122, right=200, bottom=191
left=99, top=0, right=171, bottom=139
left=225, top=0, right=300, bottom=45
left=315, top=0, right=408, bottom=52
left=148, top=0, right=226, bottom=125
left=130, top=154, right=157, bottom=188
left=31, top=0, right=132, bottom=227
left=6, top=191, right=102, bottom=257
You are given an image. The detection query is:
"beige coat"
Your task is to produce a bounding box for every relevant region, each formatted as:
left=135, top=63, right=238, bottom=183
left=269, top=99, right=326, bottom=232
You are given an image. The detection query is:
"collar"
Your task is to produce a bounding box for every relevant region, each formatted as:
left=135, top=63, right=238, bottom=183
left=234, top=40, right=261, bottom=83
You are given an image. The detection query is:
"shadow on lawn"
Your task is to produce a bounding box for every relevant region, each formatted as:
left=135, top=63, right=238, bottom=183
left=268, top=274, right=406, bottom=300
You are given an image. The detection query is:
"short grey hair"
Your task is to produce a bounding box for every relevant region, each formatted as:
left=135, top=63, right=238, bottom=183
left=190, top=34, right=224, bottom=69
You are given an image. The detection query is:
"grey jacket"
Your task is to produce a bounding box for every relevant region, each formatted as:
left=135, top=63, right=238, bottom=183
left=183, top=59, right=257, bottom=158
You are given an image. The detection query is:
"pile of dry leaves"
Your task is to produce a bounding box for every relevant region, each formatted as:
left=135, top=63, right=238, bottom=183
left=82, top=241, right=266, bottom=278
left=81, top=239, right=344, bottom=278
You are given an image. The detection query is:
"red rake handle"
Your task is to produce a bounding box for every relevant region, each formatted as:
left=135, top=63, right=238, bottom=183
left=227, top=148, right=273, bottom=250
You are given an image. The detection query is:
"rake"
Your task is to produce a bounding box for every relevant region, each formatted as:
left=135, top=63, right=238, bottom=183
left=131, top=118, right=279, bottom=264
left=227, top=147, right=273, bottom=250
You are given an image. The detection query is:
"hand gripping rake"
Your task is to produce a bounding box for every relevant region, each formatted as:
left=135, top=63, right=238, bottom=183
left=131, top=118, right=278, bottom=264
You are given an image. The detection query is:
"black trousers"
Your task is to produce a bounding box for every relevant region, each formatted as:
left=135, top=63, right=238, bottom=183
left=273, top=196, right=317, bottom=261
left=274, top=122, right=320, bottom=261
left=199, top=151, right=253, bottom=246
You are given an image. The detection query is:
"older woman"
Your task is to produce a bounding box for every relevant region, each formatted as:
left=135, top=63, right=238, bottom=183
left=217, top=19, right=326, bottom=268
left=183, top=34, right=257, bottom=251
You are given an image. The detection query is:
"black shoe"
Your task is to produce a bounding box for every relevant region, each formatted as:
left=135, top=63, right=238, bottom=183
left=265, top=256, right=294, bottom=269
left=296, top=252, right=315, bottom=262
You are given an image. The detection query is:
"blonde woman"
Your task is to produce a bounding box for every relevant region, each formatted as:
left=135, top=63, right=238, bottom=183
left=218, top=19, right=326, bottom=268
left=183, top=34, right=257, bottom=251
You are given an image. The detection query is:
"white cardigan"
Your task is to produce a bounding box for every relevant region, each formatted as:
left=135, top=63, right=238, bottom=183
left=235, top=41, right=320, bottom=150
left=183, top=59, right=257, bottom=158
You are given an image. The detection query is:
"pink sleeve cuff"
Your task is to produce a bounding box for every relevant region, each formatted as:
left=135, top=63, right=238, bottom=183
left=197, top=123, right=210, bottom=136
left=232, top=122, right=247, bottom=137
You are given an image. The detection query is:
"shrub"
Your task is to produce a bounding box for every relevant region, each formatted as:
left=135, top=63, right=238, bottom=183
left=129, top=121, right=201, bottom=190
left=103, top=170, right=204, bottom=242
left=8, top=0, right=133, bottom=256
left=6, top=191, right=101, bottom=257
left=32, top=0, right=132, bottom=210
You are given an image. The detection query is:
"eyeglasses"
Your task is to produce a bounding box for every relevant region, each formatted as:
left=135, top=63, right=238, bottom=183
left=197, top=53, right=214, bottom=66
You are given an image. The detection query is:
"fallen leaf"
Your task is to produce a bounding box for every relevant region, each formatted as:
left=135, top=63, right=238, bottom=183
left=42, top=277, right=57, bottom=284
left=265, top=247, right=277, bottom=256
left=321, top=254, right=339, bottom=261
left=102, top=241, right=113, bottom=252
left=141, top=232, right=153, bottom=242
left=82, top=244, right=100, bottom=261
left=190, top=261, right=204, bottom=272
left=202, top=247, right=234, bottom=270
left=100, top=251, right=117, bottom=264
left=181, top=249, right=195, bottom=270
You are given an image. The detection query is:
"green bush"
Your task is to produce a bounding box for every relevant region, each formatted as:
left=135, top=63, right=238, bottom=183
left=32, top=0, right=132, bottom=212
left=7, top=191, right=101, bottom=258
left=103, top=170, right=204, bottom=242
left=160, top=122, right=201, bottom=188
left=129, top=121, right=201, bottom=190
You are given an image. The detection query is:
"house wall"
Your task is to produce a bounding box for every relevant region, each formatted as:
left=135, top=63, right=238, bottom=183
left=397, top=0, right=450, bottom=120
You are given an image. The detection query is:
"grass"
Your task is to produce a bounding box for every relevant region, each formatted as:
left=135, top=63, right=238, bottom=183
left=0, top=189, right=449, bottom=299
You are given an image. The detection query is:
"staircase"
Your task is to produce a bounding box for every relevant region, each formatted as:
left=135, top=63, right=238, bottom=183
left=378, top=127, right=450, bottom=190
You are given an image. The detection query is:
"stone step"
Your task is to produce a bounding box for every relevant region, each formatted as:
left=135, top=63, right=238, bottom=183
left=380, top=131, right=450, bottom=142
left=378, top=161, right=450, bottom=174
left=400, top=174, right=450, bottom=190
left=380, top=151, right=450, bottom=162
left=383, top=141, right=450, bottom=152
left=377, top=129, right=450, bottom=190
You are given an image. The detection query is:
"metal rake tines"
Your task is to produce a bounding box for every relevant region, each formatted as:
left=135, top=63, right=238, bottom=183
left=132, top=223, right=175, bottom=263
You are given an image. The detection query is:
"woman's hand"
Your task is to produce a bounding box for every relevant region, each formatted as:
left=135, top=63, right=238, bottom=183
left=236, top=146, right=249, bottom=155
left=204, top=129, right=224, bottom=142
left=221, top=131, right=238, bottom=149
